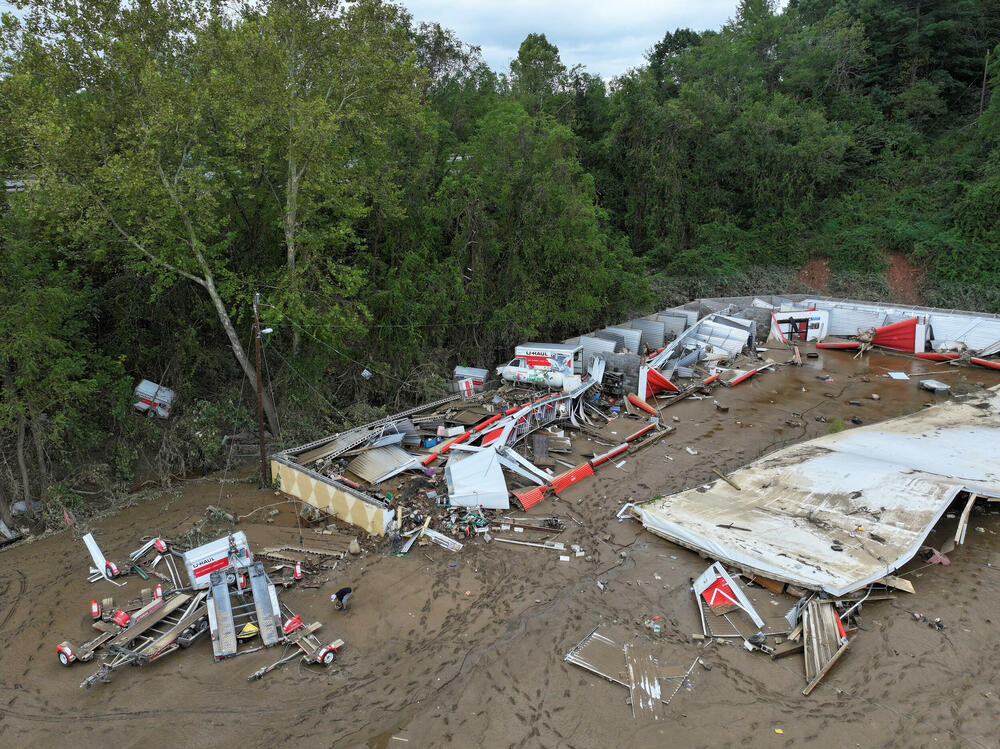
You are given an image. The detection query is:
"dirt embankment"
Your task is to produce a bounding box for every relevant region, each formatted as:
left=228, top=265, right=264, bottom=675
left=797, top=252, right=927, bottom=306
left=1, top=346, right=999, bottom=748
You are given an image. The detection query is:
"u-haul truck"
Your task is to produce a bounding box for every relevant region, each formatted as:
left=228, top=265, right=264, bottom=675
left=182, top=531, right=254, bottom=589
left=497, top=343, right=583, bottom=388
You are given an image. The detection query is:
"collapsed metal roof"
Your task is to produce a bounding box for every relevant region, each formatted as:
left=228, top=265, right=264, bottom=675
left=634, top=387, right=1000, bottom=596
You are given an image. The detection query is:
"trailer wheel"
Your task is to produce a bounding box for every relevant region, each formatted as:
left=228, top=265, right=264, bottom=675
left=320, top=649, right=336, bottom=665
left=58, top=651, right=71, bottom=666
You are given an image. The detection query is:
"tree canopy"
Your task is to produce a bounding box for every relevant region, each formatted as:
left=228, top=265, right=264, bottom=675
left=0, top=0, right=997, bottom=521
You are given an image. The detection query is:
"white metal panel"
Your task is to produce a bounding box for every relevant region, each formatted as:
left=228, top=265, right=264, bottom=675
left=824, top=306, right=887, bottom=336
left=580, top=336, right=616, bottom=372
left=636, top=388, right=1000, bottom=596
left=445, top=450, right=509, bottom=509
left=604, top=327, right=642, bottom=354
left=629, top=318, right=666, bottom=350
left=656, top=314, right=688, bottom=336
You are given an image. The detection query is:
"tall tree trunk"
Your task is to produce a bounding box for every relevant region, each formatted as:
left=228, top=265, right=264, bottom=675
left=30, top=414, right=47, bottom=501
left=15, top=414, right=35, bottom=519
left=201, top=272, right=281, bottom=436
left=0, top=465, right=14, bottom=527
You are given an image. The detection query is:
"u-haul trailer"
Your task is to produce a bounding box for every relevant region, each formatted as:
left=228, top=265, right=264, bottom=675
left=182, top=532, right=253, bottom=589
left=497, top=343, right=583, bottom=388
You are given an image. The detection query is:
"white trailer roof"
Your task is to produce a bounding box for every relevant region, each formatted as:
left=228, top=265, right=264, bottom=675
left=636, top=388, right=1000, bottom=595
left=515, top=342, right=582, bottom=354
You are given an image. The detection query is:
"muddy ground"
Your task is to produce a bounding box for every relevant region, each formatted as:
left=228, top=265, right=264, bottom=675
left=2, top=346, right=999, bottom=749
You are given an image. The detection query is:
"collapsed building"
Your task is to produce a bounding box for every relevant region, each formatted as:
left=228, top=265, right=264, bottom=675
left=265, top=294, right=1000, bottom=704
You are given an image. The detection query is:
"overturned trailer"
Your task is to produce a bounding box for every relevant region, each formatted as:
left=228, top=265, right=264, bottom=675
left=631, top=387, right=1000, bottom=596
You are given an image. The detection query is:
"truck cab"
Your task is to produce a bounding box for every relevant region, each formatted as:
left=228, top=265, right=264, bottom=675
left=497, top=343, right=583, bottom=388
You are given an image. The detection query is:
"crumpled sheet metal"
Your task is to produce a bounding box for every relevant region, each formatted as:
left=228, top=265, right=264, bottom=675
left=636, top=388, right=1000, bottom=596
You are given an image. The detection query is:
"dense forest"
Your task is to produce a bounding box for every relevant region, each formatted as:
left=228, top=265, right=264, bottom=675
left=1, top=0, right=998, bottom=524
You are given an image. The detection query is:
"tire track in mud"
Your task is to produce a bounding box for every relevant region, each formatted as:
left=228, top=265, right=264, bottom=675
left=331, top=534, right=644, bottom=747
left=0, top=570, right=26, bottom=631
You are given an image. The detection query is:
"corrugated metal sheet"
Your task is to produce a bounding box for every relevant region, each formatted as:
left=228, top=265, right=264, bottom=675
left=604, top=327, right=642, bottom=354
left=656, top=313, right=688, bottom=336
left=580, top=335, right=616, bottom=371
left=629, top=318, right=665, bottom=350
left=595, top=330, right=625, bottom=351
left=826, top=306, right=887, bottom=336
left=636, top=387, right=1000, bottom=595
left=347, top=445, right=415, bottom=484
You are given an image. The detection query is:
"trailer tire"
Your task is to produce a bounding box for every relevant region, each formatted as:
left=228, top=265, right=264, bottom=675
left=320, top=649, right=336, bottom=665
left=58, top=651, right=71, bottom=666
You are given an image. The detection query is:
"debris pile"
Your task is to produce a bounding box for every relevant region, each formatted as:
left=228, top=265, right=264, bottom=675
left=59, top=529, right=344, bottom=687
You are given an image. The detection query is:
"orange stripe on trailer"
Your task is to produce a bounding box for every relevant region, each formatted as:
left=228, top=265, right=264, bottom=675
left=514, top=486, right=548, bottom=510
left=703, top=374, right=720, bottom=385
left=479, top=425, right=506, bottom=446
left=916, top=352, right=959, bottom=361
left=550, top=463, right=594, bottom=494
left=971, top=357, right=1000, bottom=370
left=471, top=413, right=503, bottom=432
left=627, top=393, right=658, bottom=415
left=727, top=369, right=757, bottom=386
left=590, top=443, right=629, bottom=467
left=644, top=367, right=678, bottom=397
left=439, top=432, right=470, bottom=453
left=625, top=424, right=656, bottom=442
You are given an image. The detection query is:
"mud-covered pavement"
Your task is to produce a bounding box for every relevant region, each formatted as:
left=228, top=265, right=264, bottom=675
left=2, top=347, right=999, bottom=749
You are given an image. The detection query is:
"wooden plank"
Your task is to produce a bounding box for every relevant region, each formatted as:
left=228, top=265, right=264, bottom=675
left=803, top=641, right=850, bottom=696
left=770, top=641, right=804, bottom=660
left=803, top=600, right=847, bottom=692
left=955, top=493, right=979, bottom=546
left=749, top=574, right=786, bottom=595
left=878, top=576, right=915, bottom=594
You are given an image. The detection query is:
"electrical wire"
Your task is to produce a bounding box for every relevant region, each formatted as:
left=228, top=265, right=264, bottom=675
left=261, top=298, right=408, bottom=385
left=252, top=284, right=486, bottom=329
left=260, top=338, right=282, bottom=442
left=216, top=327, right=253, bottom=515
left=266, top=344, right=356, bottom=428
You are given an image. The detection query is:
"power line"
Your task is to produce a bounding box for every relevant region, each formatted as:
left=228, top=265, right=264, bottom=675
left=262, top=299, right=408, bottom=385
left=260, top=339, right=282, bottom=442
left=252, top=285, right=488, bottom=329
left=266, top=344, right=356, bottom=428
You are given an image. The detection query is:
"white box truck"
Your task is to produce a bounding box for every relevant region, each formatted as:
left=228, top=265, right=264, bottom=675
left=496, top=343, right=582, bottom=388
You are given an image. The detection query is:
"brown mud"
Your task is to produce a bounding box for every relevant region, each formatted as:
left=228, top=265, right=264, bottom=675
left=2, top=345, right=999, bottom=748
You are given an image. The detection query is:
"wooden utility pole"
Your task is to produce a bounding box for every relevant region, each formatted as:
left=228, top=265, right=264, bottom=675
left=253, top=292, right=269, bottom=488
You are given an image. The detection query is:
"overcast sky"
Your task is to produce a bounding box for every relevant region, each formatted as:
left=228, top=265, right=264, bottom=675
left=1, top=0, right=756, bottom=78
left=403, top=0, right=745, bottom=78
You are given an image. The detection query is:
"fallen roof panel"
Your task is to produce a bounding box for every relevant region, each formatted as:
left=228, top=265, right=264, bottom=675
left=445, top=449, right=509, bottom=509
left=347, top=445, right=416, bottom=485
left=635, top=388, right=1000, bottom=596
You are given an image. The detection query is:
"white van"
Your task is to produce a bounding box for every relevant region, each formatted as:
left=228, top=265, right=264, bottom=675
left=134, top=379, right=176, bottom=418
left=497, top=343, right=583, bottom=388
